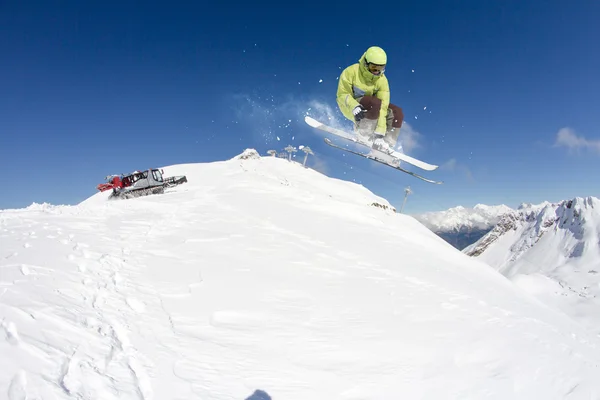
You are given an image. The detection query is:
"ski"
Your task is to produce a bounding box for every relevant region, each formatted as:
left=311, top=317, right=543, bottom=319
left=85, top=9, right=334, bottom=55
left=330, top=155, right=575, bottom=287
left=323, top=138, right=444, bottom=184
left=305, top=115, right=438, bottom=171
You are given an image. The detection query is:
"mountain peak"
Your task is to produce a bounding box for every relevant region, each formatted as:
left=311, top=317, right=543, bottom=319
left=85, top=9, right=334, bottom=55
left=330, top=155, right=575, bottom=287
left=232, top=148, right=261, bottom=160
left=517, top=200, right=552, bottom=211
left=413, top=203, right=513, bottom=232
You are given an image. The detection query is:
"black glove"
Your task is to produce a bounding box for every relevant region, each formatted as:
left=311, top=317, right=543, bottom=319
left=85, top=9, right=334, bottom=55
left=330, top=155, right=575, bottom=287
left=352, top=105, right=367, bottom=121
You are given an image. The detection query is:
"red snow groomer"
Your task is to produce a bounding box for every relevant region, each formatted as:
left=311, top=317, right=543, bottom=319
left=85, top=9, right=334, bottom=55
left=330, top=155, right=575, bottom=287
left=96, top=169, right=187, bottom=200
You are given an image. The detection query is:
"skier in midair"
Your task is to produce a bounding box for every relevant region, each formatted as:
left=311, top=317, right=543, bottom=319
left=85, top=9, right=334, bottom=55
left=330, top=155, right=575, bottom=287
left=336, top=46, right=404, bottom=155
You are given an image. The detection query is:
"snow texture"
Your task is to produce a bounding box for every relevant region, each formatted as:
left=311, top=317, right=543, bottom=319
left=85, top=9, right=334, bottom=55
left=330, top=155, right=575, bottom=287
left=1, top=151, right=600, bottom=399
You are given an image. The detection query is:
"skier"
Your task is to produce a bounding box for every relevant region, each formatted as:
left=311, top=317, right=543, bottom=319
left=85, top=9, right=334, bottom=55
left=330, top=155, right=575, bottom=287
left=336, top=46, right=404, bottom=155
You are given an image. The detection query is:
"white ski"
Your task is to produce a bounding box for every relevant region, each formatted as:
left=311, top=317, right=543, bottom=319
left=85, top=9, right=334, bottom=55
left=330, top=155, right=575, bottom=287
left=304, top=115, right=439, bottom=171
left=323, top=138, right=443, bottom=184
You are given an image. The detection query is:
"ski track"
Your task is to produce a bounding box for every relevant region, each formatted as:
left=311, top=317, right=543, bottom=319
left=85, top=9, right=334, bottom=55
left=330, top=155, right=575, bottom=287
left=0, top=211, right=162, bottom=399
left=0, top=203, right=224, bottom=399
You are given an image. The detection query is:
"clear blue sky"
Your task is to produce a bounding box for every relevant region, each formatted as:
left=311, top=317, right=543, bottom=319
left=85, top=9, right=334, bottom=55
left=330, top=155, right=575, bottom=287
left=1, top=1, right=599, bottom=213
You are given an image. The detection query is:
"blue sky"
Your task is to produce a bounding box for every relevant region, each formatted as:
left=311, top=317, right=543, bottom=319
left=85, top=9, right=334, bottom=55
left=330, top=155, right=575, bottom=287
left=1, top=1, right=599, bottom=214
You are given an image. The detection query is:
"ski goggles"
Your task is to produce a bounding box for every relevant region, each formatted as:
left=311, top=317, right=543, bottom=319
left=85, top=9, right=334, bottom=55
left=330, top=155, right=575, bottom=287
left=367, top=62, right=386, bottom=75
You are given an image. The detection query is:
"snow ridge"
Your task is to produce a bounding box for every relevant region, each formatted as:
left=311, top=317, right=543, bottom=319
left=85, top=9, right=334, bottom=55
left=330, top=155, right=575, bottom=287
left=464, top=197, right=600, bottom=264
left=464, top=196, right=600, bottom=335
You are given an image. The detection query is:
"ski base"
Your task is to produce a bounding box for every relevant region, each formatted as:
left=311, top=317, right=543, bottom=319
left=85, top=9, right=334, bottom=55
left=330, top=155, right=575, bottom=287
left=324, top=138, right=444, bottom=184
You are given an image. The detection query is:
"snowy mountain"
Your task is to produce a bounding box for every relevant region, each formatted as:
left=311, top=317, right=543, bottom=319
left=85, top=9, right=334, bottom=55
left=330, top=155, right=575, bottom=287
left=464, top=197, right=600, bottom=334
left=413, top=204, right=513, bottom=249
left=2, top=150, right=600, bottom=399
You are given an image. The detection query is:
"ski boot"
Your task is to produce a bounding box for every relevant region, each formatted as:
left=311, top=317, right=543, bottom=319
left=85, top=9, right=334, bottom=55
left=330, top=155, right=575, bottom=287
left=353, top=119, right=377, bottom=146
left=372, top=133, right=396, bottom=155
left=371, top=133, right=402, bottom=167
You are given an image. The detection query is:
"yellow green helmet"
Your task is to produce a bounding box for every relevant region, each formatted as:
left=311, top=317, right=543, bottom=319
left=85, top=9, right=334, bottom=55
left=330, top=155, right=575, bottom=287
left=365, top=46, right=387, bottom=65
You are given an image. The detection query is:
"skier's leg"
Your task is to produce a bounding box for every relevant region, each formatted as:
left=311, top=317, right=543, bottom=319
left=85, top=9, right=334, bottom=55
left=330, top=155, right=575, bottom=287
left=384, top=103, right=404, bottom=148
left=354, top=96, right=381, bottom=143
left=358, top=96, right=382, bottom=120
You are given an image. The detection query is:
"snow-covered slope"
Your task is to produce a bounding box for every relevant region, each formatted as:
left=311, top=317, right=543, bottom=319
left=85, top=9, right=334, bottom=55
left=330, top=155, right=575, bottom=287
left=464, top=197, right=600, bottom=333
left=2, top=150, right=600, bottom=399
left=413, top=204, right=513, bottom=249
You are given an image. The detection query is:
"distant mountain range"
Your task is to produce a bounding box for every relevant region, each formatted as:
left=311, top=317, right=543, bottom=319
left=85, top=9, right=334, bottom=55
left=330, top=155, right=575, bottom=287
left=412, top=204, right=513, bottom=250
left=464, top=197, right=600, bottom=275
left=462, top=196, right=600, bottom=334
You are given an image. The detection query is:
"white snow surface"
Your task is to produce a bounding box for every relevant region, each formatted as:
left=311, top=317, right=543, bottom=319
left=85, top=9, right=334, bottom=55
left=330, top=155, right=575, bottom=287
left=2, top=150, right=600, bottom=399
left=413, top=204, right=513, bottom=232
left=464, top=197, right=600, bottom=335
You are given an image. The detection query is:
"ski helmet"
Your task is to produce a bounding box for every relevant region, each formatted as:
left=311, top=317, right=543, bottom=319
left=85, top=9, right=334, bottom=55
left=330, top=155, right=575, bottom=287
left=365, top=46, right=387, bottom=65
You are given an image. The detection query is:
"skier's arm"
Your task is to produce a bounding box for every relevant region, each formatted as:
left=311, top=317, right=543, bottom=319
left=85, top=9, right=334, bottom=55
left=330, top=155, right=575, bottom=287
left=336, top=67, right=360, bottom=115
left=375, top=79, right=390, bottom=135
